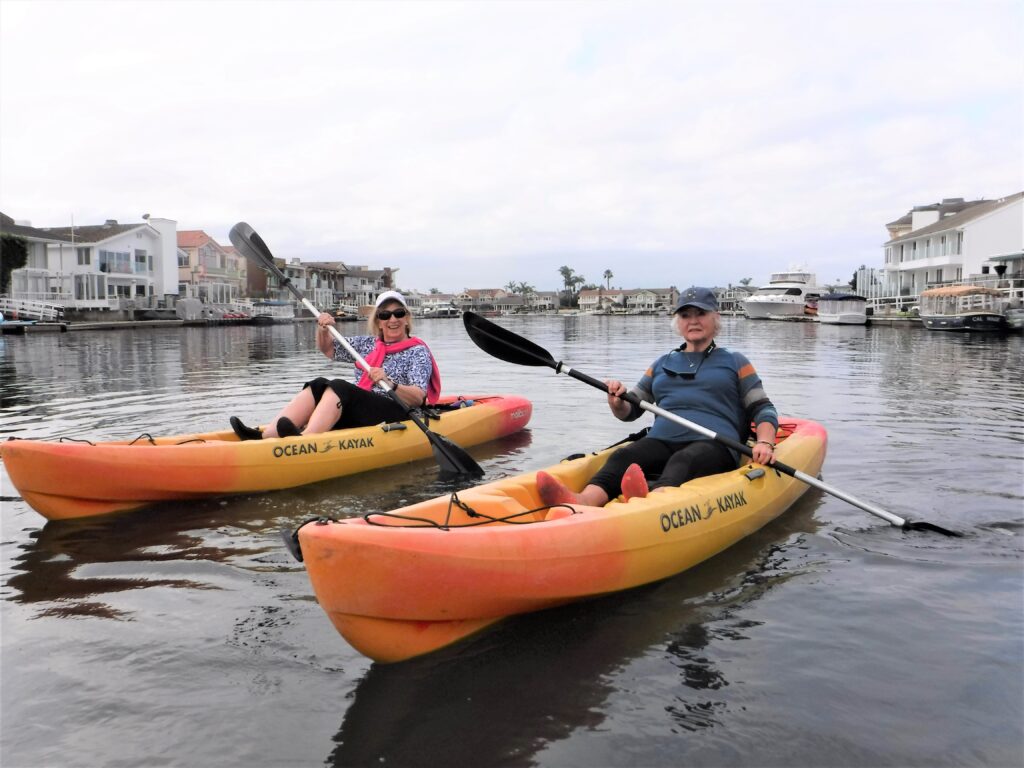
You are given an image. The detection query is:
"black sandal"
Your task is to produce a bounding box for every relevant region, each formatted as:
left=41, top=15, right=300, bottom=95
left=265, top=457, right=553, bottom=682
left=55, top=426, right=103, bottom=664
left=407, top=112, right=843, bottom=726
left=230, top=416, right=263, bottom=441
left=276, top=417, right=302, bottom=438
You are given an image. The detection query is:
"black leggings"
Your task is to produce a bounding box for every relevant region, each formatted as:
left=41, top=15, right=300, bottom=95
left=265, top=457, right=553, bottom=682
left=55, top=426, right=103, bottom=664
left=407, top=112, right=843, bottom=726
left=305, top=377, right=408, bottom=430
left=588, top=437, right=736, bottom=498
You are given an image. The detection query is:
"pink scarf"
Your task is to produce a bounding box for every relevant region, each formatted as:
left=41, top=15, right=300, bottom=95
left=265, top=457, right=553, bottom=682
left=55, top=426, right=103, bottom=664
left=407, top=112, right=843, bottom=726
left=357, top=337, right=442, bottom=404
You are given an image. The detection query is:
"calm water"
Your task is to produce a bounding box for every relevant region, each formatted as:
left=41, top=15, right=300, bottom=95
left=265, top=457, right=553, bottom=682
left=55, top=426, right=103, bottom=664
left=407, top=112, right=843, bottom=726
left=1, top=317, right=1022, bottom=768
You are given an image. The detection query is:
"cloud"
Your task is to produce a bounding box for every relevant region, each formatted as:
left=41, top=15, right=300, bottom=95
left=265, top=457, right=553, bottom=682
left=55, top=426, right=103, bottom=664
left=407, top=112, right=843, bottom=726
left=2, top=0, right=1021, bottom=293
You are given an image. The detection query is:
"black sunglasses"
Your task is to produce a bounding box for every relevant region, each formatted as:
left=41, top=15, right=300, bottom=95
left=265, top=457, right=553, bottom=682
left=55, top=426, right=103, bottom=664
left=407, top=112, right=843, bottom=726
left=376, top=308, right=408, bottom=320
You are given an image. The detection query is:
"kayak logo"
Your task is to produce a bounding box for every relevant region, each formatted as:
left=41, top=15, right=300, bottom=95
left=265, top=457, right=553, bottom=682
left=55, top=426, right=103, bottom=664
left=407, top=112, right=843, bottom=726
left=273, top=442, right=320, bottom=458
left=337, top=437, right=373, bottom=450
left=660, top=505, right=704, bottom=532
left=659, top=491, right=747, bottom=532
left=272, top=437, right=374, bottom=458
left=714, top=491, right=747, bottom=513
left=510, top=408, right=528, bottom=421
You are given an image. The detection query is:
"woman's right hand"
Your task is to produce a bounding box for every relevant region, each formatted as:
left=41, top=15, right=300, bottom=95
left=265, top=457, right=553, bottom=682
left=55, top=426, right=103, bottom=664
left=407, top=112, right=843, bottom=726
left=317, top=312, right=335, bottom=330
left=606, top=379, right=626, bottom=399
left=606, top=380, right=631, bottom=417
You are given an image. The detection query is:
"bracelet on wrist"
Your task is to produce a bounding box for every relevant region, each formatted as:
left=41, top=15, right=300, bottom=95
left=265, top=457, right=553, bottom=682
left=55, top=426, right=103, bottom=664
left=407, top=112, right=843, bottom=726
left=755, top=440, right=775, bottom=448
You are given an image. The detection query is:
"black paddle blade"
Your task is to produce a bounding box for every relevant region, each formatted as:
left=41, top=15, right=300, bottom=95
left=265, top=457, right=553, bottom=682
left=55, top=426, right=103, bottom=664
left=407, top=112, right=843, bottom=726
left=430, top=433, right=485, bottom=480
left=463, top=311, right=558, bottom=369
left=903, top=521, right=962, bottom=537
left=229, top=222, right=281, bottom=276
left=402, top=405, right=483, bottom=478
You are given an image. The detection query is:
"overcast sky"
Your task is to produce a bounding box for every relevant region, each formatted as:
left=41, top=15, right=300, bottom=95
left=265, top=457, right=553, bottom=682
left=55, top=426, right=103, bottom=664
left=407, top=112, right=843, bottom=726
left=2, top=0, right=1021, bottom=293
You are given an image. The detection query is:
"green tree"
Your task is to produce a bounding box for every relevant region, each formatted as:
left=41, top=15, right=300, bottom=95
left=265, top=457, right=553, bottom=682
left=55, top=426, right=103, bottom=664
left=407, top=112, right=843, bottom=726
left=739, top=277, right=753, bottom=286
left=1, top=235, right=29, bottom=294
left=603, top=269, right=613, bottom=290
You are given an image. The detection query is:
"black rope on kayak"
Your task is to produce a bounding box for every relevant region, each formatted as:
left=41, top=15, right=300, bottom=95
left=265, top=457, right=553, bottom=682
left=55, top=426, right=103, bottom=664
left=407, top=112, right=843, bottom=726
left=57, top=436, right=96, bottom=445
left=450, top=491, right=479, bottom=520
left=363, top=492, right=576, bottom=529
left=280, top=516, right=337, bottom=562
left=128, top=434, right=158, bottom=446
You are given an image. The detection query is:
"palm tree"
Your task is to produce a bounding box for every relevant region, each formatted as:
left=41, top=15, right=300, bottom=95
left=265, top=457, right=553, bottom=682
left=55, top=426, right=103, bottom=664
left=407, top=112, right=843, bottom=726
left=603, top=269, right=613, bottom=290
left=558, top=266, right=575, bottom=305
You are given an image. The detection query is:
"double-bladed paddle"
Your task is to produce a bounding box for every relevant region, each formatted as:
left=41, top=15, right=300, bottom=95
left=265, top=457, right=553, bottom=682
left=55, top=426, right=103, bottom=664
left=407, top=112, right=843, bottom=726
left=462, top=311, right=960, bottom=536
left=229, top=222, right=483, bottom=480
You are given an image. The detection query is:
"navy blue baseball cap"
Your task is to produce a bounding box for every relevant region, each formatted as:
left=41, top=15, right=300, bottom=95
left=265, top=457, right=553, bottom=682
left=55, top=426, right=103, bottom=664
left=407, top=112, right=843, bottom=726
left=674, top=286, right=719, bottom=313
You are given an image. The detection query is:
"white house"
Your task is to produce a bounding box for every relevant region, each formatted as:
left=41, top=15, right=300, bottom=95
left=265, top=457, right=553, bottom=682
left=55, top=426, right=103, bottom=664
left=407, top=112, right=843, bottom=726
left=4, top=215, right=179, bottom=310
left=879, top=192, right=1023, bottom=301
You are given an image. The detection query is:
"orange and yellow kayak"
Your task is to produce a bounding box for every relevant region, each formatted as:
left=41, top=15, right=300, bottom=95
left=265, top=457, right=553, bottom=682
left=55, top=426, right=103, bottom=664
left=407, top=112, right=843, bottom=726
left=1, top=394, right=532, bottom=521
left=296, top=418, right=827, bottom=664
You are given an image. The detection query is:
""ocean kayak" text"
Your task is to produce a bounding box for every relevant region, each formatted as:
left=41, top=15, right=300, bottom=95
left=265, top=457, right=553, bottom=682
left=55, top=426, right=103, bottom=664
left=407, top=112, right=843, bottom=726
left=272, top=437, right=374, bottom=458
left=659, top=490, right=747, bottom=532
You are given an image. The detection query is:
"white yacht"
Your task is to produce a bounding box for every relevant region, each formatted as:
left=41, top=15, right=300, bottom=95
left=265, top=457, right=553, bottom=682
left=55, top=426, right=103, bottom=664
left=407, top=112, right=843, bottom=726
left=744, top=268, right=820, bottom=320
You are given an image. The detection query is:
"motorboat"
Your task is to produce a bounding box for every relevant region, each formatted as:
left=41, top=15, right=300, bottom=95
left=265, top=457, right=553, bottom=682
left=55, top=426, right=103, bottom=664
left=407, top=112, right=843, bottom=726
left=744, top=268, right=820, bottom=320
left=250, top=300, right=296, bottom=325
left=422, top=306, right=461, bottom=319
left=919, top=286, right=1007, bottom=331
left=816, top=293, right=868, bottom=325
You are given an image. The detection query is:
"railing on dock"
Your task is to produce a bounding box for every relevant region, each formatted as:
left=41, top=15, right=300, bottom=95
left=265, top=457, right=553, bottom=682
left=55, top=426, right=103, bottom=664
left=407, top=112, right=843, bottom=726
left=0, top=295, right=65, bottom=322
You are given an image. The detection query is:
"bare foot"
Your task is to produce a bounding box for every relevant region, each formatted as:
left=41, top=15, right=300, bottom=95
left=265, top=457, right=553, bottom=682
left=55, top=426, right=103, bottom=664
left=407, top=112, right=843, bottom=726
left=536, top=471, right=582, bottom=506
left=620, top=463, right=649, bottom=500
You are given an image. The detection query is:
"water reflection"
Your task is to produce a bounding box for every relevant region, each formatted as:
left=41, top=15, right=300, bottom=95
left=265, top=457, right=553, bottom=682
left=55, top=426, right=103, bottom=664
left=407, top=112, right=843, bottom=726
left=5, top=503, right=271, bottom=619
left=327, top=499, right=822, bottom=766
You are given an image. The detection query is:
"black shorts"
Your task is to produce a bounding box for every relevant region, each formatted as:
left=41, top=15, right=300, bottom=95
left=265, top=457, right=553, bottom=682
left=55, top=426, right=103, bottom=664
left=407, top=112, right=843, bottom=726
left=588, top=437, right=736, bottom=498
left=305, top=377, right=408, bottom=430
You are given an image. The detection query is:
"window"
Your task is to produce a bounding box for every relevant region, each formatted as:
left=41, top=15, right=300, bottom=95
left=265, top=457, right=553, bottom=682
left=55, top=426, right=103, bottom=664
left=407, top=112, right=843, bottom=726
left=178, top=251, right=189, bottom=267
left=135, top=249, right=148, bottom=273
left=99, top=250, right=131, bottom=274
left=77, top=247, right=92, bottom=265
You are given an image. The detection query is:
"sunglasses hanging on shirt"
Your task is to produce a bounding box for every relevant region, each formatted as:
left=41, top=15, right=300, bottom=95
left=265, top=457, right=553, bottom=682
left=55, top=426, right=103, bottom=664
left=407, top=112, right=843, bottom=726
left=662, top=340, right=717, bottom=380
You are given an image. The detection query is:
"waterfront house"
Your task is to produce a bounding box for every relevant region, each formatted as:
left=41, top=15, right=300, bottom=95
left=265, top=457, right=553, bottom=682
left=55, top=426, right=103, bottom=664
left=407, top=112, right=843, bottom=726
left=3, top=214, right=179, bottom=311
left=577, top=287, right=678, bottom=314
left=872, top=192, right=1023, bottom=308
left=177, top=230, right=246, bottom=305
left=718, top=285, right=755, bottom=314
left=578, top=288, right=626, bottom=313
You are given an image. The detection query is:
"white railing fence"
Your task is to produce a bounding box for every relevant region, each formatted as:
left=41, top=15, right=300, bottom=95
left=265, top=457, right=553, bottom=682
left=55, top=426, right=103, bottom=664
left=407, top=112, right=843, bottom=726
left=0, top=295, right=65, bottom=321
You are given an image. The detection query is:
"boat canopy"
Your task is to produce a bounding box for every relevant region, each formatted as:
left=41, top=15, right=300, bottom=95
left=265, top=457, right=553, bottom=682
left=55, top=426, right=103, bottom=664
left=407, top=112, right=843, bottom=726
left=818, top=293, right=865, bottom=301
left=920, top=285, right=1004, bottom=297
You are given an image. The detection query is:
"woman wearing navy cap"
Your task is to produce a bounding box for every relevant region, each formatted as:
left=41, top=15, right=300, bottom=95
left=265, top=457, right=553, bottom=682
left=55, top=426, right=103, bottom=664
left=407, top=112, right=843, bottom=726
left=538, top=286, right=779, bottom=506
left=230, top=290, right=441, bottom=440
